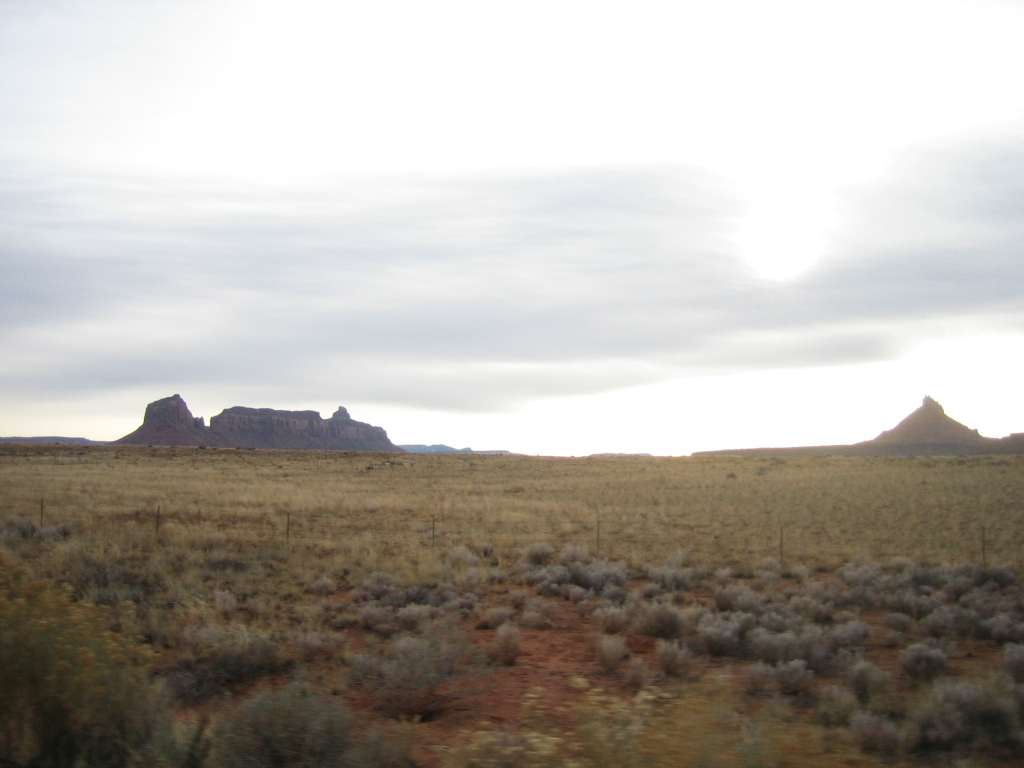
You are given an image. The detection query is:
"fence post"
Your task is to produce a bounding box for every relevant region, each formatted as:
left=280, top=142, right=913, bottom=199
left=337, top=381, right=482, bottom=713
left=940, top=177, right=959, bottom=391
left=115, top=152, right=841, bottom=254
left=431, top=517, right=436, bottom=545
left=982, top=525, right=987, bottom=568
left=286, top=512, right=291, bottom=541
left=39, top=498, right=44, bottom=528
left=779, top=526, right=785, bottom=569
left=155, top=505, right=161, bottom=539
left=596, top=517, right=601, bottom=556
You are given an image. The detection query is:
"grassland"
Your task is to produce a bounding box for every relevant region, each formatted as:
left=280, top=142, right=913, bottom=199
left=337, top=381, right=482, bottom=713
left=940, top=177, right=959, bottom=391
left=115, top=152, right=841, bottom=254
left=3, top=443, right=1024, bottom=767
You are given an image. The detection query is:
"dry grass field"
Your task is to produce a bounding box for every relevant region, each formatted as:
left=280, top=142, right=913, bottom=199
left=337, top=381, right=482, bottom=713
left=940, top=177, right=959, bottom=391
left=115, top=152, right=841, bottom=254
left=3, top=443, right=1024, bottom=768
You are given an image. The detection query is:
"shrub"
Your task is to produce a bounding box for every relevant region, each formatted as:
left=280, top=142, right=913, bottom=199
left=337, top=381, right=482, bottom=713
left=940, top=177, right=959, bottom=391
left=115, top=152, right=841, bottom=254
left=655, top=640, right=690, bottom=677
left=0, top=574, right=166, bottom=768
left=347, top=624, right=471, bottom=719
left=593, top=606, right=630, bottom=635
left=596, top=635, right=628, bottom=674
left=308, top=575, right=337, bottom=596
left=476, top=607, right=515, bottom=630
left=900, top=642, right=947, bottom=683
left=775, top=659, right=814, bottom=697
left=521, top=600, right=555, bottom=630
left=620, top=657, right=650, bottom=691
left=817, top=685, right=857, bottom=726
left=920, top=605, right=979, bottom=639
left=489, top=623, right=522, bottom=666
left=1005, top=643, right=1024, bottom=684
left=645, top=566, right=694, bottom=592
left=167, top=626, right=285, bottom=704
left=448, top=546, right=480, bottom=568
left=633, top=603, right=685, bottom=640
left=850, top=712, right=901, bottom=756
left=213, top=589, right=237, bottom=617
left=883, top=612, right=913, bottom=633
left=905, top=679, right=1023, bottom=752
left=213, top=683, right=411, bottom=768
left=848, top=660, right=889, bottom=706
left=523, top=543, right=554, bottom=566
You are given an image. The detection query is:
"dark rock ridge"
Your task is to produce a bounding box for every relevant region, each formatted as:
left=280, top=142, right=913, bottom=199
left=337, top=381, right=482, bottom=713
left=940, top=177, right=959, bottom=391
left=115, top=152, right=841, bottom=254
left=115, top=395, right=402, bottom=451
left=694, top=396, right=1024, bottom=457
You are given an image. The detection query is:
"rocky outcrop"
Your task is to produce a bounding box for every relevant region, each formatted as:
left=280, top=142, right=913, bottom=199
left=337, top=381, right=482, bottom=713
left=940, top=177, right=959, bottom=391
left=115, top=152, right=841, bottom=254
left=871, top=396, right=991, bottom=446
left=115, top=395, right=402, bottom=451
left=694, top=396, right=1021, bottom=457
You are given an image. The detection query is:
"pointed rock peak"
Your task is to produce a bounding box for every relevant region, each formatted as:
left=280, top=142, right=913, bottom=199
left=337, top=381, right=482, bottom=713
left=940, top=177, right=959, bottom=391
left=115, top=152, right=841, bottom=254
left=330, top=407, right=351, bottom=421
left=874, top=396, right=986, bottom=445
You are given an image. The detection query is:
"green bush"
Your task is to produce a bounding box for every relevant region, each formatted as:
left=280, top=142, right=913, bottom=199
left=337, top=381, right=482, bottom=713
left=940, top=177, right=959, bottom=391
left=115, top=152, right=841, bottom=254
left=0, top=569, right=165, bottom=768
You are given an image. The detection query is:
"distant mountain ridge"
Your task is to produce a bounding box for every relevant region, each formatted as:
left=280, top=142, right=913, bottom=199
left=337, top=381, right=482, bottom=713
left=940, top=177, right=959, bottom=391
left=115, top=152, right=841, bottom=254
left=399, top=444, right=512, bottom=454
left=114, top=394, right=402, bottom=451
left=694, top=396, right=1024, bottom=457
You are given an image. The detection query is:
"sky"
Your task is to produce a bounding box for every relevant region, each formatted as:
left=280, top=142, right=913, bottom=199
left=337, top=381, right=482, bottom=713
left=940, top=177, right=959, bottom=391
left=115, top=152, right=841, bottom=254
left=2, top=0, right=1024, bottom=455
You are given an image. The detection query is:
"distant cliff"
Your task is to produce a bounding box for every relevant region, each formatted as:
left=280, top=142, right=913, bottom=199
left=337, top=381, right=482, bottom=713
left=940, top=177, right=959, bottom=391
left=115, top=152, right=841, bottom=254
left=114, top=395, right=402, bottom=452
left=694, top=396, right=1024, bottom=457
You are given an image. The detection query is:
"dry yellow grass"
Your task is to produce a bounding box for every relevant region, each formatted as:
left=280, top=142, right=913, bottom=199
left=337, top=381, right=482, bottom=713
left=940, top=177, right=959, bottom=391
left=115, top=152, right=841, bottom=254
left=2, top=444, right=1021, bottom=572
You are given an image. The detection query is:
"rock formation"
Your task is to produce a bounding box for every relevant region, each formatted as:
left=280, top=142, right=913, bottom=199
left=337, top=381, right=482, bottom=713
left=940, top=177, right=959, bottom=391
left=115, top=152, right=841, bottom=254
left=694, top=396, right=1023, bottom=457
left=115, top=395, right=402, bottom=452
left=871, top=396, right=990, bottom=446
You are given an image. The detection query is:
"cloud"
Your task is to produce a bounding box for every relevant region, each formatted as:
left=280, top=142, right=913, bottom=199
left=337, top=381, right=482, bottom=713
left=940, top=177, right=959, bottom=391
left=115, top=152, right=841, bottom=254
left=2, top=140, right=1024, bottom=413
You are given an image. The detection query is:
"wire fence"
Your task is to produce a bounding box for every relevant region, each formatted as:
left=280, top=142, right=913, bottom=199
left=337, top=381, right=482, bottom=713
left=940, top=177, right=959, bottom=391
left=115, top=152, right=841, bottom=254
left=13, top=495, right=1024, bottom=569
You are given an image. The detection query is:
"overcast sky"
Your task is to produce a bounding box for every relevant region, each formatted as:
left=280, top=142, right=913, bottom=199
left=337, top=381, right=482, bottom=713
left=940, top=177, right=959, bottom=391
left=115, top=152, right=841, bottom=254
left=3, top=0, right=1024, bottom=455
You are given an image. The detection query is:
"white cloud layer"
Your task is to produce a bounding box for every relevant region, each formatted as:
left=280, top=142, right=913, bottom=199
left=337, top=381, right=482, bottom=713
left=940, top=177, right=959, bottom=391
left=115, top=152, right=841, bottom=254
left=2, top=0, right=1024, bottom=451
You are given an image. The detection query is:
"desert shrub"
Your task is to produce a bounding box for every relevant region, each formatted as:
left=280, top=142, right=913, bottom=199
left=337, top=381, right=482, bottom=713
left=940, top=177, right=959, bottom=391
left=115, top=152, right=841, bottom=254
left=396, top=603, right=436, bottom=632
left=633, top=603, right=685, bottom=640
left=905, top=679, right=1023, bottom=752
left=489, top=623, right=522, bottom=666
left=655, top=640, right=690, bottom=677
left=476, top=607, right=515, bottom=630
left=359, top=604, right=399, bottom=636
left=167, top=626, right=285, bottom=704
left=308, top=575, right=337, bottom=596
left=883, top=612, right=913, bottom=633
left=714, top=585, right=764, bottom=614
left=645, top=566, right=693, bottom=592
left=829, top=619, right=871, bottom=649
left=520, top=600, right=555, bottom=630
left=848, top=660, right=889, bottom=706
left=775, top=659, right=815, bottom=697
left=593, top=606, right=631, bottom=634
left=295, top=631, right=344, bottom=661
left=850, top=712, right=901, bottom=756
left=0, top=520, right=72, bottom=542
left=900, top=642, right=947, bottom=684
left=567, top=561, right=627, bottom=592
left=596, top=635, right=628, bottom=674
left=788, top=596, right=833, bottom=624
left=448, top=546, right=480, bottom=568
left=508, top=589, right=530, bottom=609
left=981, top=613, right=1024, bottom=643
left=347, top=624, right=471, bottom=719
left=213, top=683, right=411, bottom=768
left=749, top=629, right=801, bottom=665
left=523, top=542, right=555, bottom=566
left=620, top=657, right=650, bottom=691
left=920, top=605, right=979, bottom=639
left=697, top=612, right=754, bottom=657
left=741, top=662, right=776, bottom=696
left=0, top=574, right=167, bottom=768
left=559, top=544, right=588, bottom=563
left=817, top=685, right=857, bottom=726
left=1005, top=643, right=1024, bottom=684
